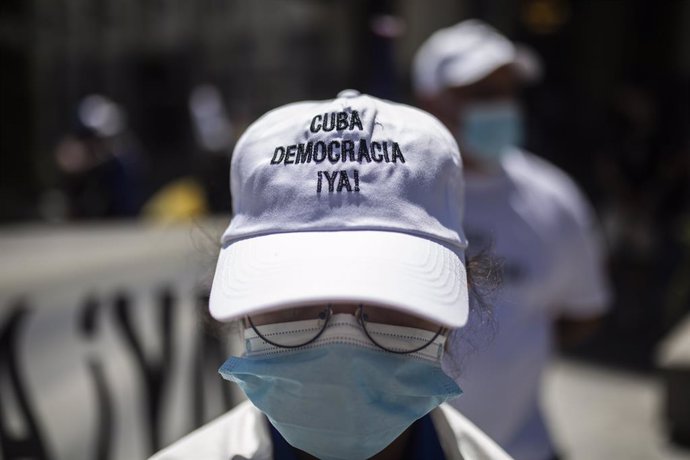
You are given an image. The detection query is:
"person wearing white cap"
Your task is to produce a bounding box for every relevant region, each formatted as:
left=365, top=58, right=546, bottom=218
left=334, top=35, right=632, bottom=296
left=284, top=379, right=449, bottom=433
left=149, top=90, right=512, bottom=460
left=413, top=20, right=612, bottom=460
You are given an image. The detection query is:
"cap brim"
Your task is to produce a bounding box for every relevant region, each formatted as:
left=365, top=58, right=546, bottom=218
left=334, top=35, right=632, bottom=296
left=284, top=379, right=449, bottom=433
left=209, top=231, right=468, bottom=328
left=443, top=45, right=541, bottom=89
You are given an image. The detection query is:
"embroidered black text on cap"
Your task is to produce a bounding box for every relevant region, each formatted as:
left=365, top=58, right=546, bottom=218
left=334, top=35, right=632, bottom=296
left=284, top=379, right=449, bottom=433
left=269, top=110, right=407, bottom=194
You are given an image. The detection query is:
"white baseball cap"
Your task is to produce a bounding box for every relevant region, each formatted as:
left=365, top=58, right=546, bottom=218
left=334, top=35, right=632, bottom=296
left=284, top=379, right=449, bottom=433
left=210, top=90, right=469, bottom=328
left=412, top=19, right=541, bottom=98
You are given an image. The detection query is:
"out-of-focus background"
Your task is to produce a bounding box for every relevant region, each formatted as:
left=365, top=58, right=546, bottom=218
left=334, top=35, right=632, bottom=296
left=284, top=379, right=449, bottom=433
left=0, top=1, right=688, bottom=459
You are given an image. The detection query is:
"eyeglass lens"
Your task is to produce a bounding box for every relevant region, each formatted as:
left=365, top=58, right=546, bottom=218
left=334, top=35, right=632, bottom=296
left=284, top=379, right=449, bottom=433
left=247, top=305, right=443, bottom=353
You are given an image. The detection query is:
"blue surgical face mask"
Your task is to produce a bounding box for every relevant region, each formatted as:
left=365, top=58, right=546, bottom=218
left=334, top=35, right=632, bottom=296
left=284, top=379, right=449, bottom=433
left=458, top=100, right=524, bottom=163
left=219, top=314, right=461, bottom=460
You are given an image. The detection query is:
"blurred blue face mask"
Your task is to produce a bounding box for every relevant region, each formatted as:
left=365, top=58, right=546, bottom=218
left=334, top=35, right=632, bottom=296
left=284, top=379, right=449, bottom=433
left=458, top=100, right=524, bottom=163
left=219, top=314, right=461, bottom=460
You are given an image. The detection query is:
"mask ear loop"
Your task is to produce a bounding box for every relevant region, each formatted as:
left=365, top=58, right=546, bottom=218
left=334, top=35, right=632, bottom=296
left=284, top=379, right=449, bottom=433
left=246, top=305, right=333, bottom=349
left=356, top=304, right=445, bottom=355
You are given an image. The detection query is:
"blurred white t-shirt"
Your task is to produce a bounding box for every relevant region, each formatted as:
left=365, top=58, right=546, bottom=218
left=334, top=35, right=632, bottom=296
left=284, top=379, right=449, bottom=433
left=449, top=148, right=611, bottom=460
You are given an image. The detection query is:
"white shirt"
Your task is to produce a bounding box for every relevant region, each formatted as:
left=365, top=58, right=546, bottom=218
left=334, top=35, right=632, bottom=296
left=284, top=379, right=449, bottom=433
left=449, top=149, right=611, bottom=460
left=149, top=400, right=512, bottom=460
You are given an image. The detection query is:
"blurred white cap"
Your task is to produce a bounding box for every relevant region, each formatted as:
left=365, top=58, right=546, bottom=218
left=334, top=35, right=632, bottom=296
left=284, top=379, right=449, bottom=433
left=78, top=94, right=126, bottom=137
left=412, top=19, right=542, bottom=98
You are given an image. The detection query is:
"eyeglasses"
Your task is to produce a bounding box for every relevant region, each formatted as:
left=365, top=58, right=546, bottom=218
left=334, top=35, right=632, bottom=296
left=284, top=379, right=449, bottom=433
left=246, top=304, right=446, bottom=354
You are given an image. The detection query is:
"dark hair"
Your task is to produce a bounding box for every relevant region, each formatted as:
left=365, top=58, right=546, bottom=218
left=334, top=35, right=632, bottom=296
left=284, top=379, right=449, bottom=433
left=192, top=220, right=238, bottom=338
left=466, top=245, right=502, bottom=328
left=442, top=245, right=502, bottom=379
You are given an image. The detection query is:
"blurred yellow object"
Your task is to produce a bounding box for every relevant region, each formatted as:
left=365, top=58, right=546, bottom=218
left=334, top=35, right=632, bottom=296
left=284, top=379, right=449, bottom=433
left=521, top=0, right=570, bottom=35
left=142, top=177, right=209, bottom=223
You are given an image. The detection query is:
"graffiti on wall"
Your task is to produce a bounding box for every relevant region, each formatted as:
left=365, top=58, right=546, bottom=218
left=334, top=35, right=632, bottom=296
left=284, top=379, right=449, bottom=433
left=0, top=287, right=235, bottom=460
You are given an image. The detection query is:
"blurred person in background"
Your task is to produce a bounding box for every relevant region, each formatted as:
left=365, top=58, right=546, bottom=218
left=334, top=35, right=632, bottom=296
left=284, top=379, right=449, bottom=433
left=597, top=82, right=690, bottom=347
left=50, top=94, right=145, bottom=220
left=151, top=91, right=512, bottom=460
left=188, top=84, right=235, bottom=214
left=140, top=84, right=235, bottom=223
left=413, top=20, right=612, bottom=460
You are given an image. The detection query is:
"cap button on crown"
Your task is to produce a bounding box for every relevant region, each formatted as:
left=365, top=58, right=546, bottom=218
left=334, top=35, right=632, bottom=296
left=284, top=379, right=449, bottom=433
left=337, top=89, right=361, bottom=98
